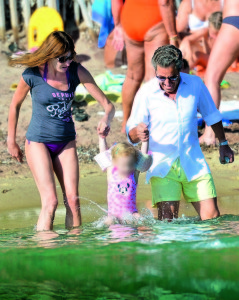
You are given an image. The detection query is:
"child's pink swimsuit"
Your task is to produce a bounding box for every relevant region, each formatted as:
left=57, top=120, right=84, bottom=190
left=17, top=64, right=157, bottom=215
left=107, top=167, right=138, bottom=219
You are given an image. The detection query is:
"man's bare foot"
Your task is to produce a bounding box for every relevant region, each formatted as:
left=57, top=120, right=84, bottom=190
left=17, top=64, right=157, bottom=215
left=199, top=126, right=216, bottom=146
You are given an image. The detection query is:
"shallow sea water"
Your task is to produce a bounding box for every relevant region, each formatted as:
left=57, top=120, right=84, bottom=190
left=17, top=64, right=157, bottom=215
left=1, top=206, right=239, bottom=300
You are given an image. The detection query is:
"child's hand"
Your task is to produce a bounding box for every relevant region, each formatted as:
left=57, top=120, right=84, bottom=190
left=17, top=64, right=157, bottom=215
left=97, top=119, right=110, bottom=137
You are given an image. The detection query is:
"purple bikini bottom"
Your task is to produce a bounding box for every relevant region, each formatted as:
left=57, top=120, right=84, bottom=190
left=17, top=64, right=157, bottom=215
left=27, top=140, right=69, bottom=159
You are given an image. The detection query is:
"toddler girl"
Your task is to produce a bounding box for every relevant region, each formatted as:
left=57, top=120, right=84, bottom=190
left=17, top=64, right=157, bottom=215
left=95, top=136, right=152, bottom=224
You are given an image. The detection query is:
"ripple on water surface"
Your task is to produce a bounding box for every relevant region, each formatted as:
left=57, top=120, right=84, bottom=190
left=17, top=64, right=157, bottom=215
left=1, top=211, right=239, bottom=299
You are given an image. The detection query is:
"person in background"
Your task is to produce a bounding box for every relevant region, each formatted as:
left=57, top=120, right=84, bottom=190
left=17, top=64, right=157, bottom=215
left=180, top=11, right=222, bottom=70
left=7, top=31, right=115, bottom=231
left=200, top=0, right=239, bottom=145
left=126, top=45, right=234, bottom=221
left=177, top=0, right=223, bottom=35
left=181, top=58, right=190, bottom=73
left=111, top=0, right=178, bottom=132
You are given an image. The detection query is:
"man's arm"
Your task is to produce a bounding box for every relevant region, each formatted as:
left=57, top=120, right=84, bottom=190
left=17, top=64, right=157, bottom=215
left=158, top=0, right=178, bottom=47
left=211, top=121, right=226, bottom=143
left=211, top=121, right=234, bottom=163
left=198, top=79, right=234, bottom=164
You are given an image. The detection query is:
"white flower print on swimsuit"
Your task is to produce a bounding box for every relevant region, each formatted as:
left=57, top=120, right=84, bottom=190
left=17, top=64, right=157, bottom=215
left=107, top=167, right=138, bottom=220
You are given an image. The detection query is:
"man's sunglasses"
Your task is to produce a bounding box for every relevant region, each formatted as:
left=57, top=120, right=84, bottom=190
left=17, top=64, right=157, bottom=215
left=57, top=53, right=75, bottom=63
left=156, top=74, right=179, bottom=82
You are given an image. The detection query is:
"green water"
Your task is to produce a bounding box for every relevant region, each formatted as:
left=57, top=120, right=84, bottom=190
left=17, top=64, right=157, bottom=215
left=1, top=208, right=239, bottom=300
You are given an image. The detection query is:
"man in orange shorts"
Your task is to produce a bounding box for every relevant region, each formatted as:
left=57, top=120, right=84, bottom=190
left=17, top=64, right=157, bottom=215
left=200, top=0, right=239, bottom=145
left=111, top=0, right=178, bottom=132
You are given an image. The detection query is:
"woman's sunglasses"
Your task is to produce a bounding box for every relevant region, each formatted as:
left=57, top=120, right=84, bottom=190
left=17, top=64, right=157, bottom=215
left=156, top=74, right=179, bottom=82
left=57, top=53, right=75, bottom=63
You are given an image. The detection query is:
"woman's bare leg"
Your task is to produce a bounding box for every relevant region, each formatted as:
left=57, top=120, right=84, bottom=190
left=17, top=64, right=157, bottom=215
left=53, top=140, right=81, bottom=229
left=200, top=23, right=239, bottom=145
left=25, top=141, right=58, bottom=231
left=157, top=201, right=180, bottom=220
left=121, top=35, right=145, bottom=132
left=191, top=198, right=220, bottom=220
left=104, top=30, right=118, bottom=68
left=144, top=22, right=169, bottom=81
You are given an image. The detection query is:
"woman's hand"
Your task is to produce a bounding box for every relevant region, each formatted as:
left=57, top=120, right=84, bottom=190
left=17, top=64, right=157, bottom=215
left=112, top=25, right=124, bottom=52
left=97, top=119, right=111, bottom=138
left=7, top=141, right=23, bottom=163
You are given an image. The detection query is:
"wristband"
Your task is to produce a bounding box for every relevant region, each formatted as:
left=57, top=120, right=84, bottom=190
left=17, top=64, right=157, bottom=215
left=169, top=35, right=178, bottom=41
left=219, top=140, right=228, bottom=146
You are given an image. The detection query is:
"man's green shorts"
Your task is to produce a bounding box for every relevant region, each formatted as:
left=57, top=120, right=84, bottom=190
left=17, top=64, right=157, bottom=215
left=150, top=159, right=217, bottom=207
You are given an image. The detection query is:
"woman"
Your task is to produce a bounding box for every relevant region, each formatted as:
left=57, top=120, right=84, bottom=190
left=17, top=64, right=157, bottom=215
left=111, top=0, right=178, bottom=132
left=177, top=0, right=223, bottom=34
left=180, top=11, right=222, bottom=70
left=7, top=31, right=115, bottom=231
left=200, top=0, right=239, bottom=145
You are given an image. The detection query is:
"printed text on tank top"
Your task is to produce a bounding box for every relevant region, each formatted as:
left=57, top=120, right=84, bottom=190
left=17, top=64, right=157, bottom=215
left=41, top=63, right=74, bottom=123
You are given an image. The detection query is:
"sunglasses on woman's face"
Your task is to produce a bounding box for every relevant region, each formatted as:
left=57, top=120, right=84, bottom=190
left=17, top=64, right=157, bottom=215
left=57, top=53, right=75, bottom=63
left=156, top=74, right=179, bottom=82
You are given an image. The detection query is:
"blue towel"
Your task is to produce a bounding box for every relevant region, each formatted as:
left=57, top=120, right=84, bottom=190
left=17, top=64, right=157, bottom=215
left=92, top=0, right=114, bottom=48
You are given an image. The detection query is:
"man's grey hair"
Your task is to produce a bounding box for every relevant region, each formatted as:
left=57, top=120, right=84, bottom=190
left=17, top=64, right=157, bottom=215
left=151, top=45, right=183, bottom=71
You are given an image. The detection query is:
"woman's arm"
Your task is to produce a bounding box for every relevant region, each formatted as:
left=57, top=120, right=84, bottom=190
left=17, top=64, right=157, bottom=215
left=179, top=28, right=208, bottom=68
left=78, top=65, right=115, bottom=137
left=7, top=76, right=30, bottom=162
left=158, top=0, right=179, bottom=47
left=111, top=0, right=124, bottom=51
left=176, top=0, right=191, bottom=33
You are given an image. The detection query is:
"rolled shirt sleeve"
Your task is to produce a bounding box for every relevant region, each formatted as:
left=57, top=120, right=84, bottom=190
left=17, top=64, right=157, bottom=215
left=197, top=78, right=222, bottom=126
left=126, top=85, right=149, bottom=145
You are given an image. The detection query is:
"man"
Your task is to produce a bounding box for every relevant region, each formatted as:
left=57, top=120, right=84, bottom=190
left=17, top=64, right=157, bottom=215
left=200, top=0, right=239, bottom=145
left=126, top=45, right=234, bottom=220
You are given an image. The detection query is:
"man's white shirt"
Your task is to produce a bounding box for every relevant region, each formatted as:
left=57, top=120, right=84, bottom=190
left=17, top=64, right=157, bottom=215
left=126, top=73, right=222, bottom=182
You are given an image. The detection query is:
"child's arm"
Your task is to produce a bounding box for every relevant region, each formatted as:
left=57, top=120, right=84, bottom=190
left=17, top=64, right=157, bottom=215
left=135, top=140, right=152, bottom=176
left=134, top=170, right=140, bottom=183
left=141, top=141, right=149, bottom=155
left=99, top=135, right=108, bottom=153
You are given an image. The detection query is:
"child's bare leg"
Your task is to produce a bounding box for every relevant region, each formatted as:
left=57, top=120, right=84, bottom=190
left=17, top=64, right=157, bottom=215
left=133, top=212, right=140, bottom=219
left=104, top=216, right=114, bottom=226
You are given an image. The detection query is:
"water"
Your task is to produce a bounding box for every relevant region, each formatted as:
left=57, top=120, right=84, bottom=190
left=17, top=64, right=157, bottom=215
left=1, top=170, right=239, bottom=299
left=1, top=208, right=239, bottom=299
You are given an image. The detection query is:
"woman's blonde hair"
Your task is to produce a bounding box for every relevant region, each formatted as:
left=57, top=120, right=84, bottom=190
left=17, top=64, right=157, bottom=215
left=111, top=142, right=137, bottom=162
left=209, top=11, right=223, bottom=30
left=9, top=31, right=76, bottom=67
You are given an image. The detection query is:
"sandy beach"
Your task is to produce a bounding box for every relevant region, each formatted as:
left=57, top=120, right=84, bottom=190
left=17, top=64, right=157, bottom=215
left=0, top=35, right=239, bottom=228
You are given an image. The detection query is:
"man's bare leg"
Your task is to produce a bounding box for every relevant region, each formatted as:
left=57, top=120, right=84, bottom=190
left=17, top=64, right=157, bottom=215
left=157, top=201, right=180, bottom=220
